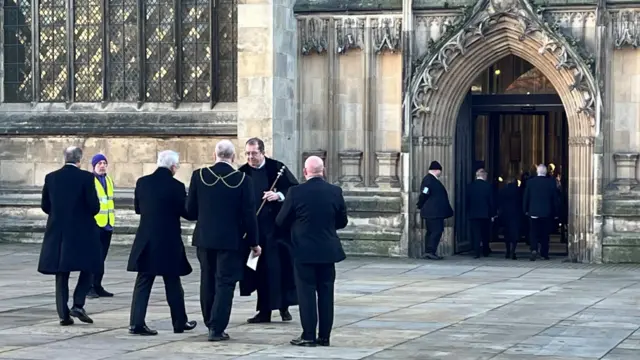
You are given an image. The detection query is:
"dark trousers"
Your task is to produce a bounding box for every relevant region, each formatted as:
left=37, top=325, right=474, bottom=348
left=529, top=217, right=551, bottom=257
left=92, top=228, right=113, bottom=290
left=197, top=247, right=243, bottom=334
left=129, top=273, right=188, bottom=329
left=470, top=219, right=491, bottom=257
left=294, top=262, right=336, bottom=341
left=503, top=220, right=520, bottom=254
left=424, top=218, right=444, bottom=255
left=55, top=271, right=92, bottom=319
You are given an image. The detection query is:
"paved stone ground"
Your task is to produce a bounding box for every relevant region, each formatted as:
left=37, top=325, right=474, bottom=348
left=1, top=244, right=640, bottom=359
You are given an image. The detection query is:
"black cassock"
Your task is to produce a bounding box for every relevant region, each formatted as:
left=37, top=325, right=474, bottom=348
left=238, top=157, right=299, bottom=311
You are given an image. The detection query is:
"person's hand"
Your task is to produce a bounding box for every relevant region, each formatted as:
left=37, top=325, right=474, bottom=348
left=263, top=191, right=280, bottom=202
left=251, top=245, right=262, bottom=257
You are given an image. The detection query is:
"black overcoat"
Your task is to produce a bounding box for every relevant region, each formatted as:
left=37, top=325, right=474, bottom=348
left=127, top=168, right=192, bottom=277
left=37, top=164, right=102, bottom=275
left=238, top=157, right=299, bottom=310
left=416, top=173, right=454, bottom=220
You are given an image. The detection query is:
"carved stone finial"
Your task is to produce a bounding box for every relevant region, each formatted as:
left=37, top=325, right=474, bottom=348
left=613, top=10, right=639, bottom=49
left=371, top=17, right=402, bottom=54
left=609, top=152, right=640, bottom=193
left=335, top=17, right=365, bottom=54
left=300, top=18, right=330, bottom=56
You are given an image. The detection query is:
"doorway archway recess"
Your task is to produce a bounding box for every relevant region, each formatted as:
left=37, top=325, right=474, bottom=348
left=404, top=0, right=602, bottom=262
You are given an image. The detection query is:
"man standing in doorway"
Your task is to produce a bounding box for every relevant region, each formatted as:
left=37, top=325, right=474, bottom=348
left=466, top=168, right=496, bottom=258
left=523, top=164, right=560, bottom=261
left=239, top=137, right=299, bottom=324
left=88, top=153, right=115, bottom=298
left=416, top=161, right=453, bottom=260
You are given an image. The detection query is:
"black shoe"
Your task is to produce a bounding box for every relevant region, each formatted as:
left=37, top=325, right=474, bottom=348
left=511, top=254, right=518, bottom=260
left=208, top=329, right=230, bottom=342
left=505, top=252, right=511, bottom=259
left=70, top=307, right=93, bottom=324
left=316, top=337, right=330, bottom=346
left=174, top=320, right=197, bottom=333
left=59, top=317, right=74, bottom=326
left=280, top=309, right=292, bottom=322
left=424, top=253, right=442, bottom=260
left=247, top=313, right=271, bottom=324
left=530, top=251, right=537, bottom=261
left=290, top=336, right=316, bottom=347
left=95, top=288, right=114, bottom=297
left=86, top=288, right=99, bottom=299
left=129, top=325, right=158, bottom=336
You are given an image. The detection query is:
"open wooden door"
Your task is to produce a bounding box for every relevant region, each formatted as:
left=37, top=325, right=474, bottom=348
left=454, top=92, right=474, bottom=254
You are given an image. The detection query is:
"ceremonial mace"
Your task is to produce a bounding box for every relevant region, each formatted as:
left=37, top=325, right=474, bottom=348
left=243, top=165, right=286, bottom=239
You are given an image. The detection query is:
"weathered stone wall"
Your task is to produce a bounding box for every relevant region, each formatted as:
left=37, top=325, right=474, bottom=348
left=296, top=14, right=405, bottom=256
left=0, top=136, right=242, bottom=188
left=601, top=8, right=640, bottom=263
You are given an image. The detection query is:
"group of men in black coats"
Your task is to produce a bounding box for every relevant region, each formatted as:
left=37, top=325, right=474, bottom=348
left=417, top=161, right=561, bottom=261
left=37, top=139, right=348, bottom=347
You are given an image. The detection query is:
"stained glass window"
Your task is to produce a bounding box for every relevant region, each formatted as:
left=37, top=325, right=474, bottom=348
left=218, top=0, right=236, bottom=102
left=39, top=0, right=67, bottom=102
left=3, top=0, right=33, bottom=102
left=109, top=0, right=138, bottom=101
left=145, top=0, right=175, bottom=102
left=74, top=0, right=103, bottom=101
left=181, top=0, right=210, bottom=102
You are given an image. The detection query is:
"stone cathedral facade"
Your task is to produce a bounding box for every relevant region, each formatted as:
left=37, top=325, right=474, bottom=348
left=1, top=0, right=640, bottom=263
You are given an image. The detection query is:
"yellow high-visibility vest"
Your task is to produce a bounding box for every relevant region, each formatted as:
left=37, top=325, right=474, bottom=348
left=94, top=176, right=115, bottom=227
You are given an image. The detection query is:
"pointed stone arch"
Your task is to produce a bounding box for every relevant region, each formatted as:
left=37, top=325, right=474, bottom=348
left=404, top=0, right=602, bottom=262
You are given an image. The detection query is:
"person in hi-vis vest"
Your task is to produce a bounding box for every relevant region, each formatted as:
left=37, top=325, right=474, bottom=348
left=88, top=154, right=115, bottom=298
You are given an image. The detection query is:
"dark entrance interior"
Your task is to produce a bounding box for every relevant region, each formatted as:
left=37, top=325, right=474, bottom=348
left=454, top=55, right=569, bottom=257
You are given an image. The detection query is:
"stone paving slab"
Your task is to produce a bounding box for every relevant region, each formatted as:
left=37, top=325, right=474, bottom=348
left=1, top=244, right=640, bottom=359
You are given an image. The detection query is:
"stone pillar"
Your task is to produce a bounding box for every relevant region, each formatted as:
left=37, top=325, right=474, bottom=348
left=338, top=150, right=364, bottom=188
left=237, top=0, right=299, bottom=175
left=375, top=151, right=400, bottom=188
left=610, top=152, right=640, bottom=192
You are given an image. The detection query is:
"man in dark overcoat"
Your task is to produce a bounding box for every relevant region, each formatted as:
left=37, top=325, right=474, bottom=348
left=523, top=164, right=561, bottom=261
left=276, top=156, right=348, bottom=347
left=127, top=150, right=197, bottom=336
left=38, top=146, right=101, bottom=326
left=186, top=140, right=261, bottom=341
left=498, top=175, right=523, bottom=260
left=416, top=161, right=454, bottom=260
left=238, top=137, right=299, bottom=324
left=466, top=168, right=496, bottom=259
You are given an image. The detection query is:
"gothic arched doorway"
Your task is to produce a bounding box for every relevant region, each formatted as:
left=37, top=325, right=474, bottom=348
left=405, top=0, right=600, bottom=262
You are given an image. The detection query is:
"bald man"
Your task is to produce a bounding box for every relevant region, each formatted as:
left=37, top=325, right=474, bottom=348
left=186, top=140, right=261, bottom=341
left=276, top=156, right=348, bottom=347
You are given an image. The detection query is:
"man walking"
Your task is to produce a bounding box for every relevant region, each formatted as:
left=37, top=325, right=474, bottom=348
left=276, top=156, right=348, bottom=347
left=38, top=146, right=101, bottom=326
left=186, top=140, right=261, bottom=341
left=466, top=168, right=496, bottom=258
left=416, top=161, right=453, bottom=260
left=238, top=137, right=299, bottom=324
left=498, top=175, right=523, bottom=260
left=523, top=164, right=560, bottom=261
left=127, top=150, right=197, bottom=335
left=88, top=153, right=115, bottom=298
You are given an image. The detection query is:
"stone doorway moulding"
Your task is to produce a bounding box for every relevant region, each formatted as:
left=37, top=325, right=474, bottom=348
left=403, top=0, right=602, bottom=262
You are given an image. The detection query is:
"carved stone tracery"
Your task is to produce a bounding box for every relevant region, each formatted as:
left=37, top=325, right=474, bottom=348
left=371, top=17, right=402, bottom=53
left=408, top=0, right=599, bottom=124
left=299, top=18, right=330, bottom=55
left=613, top=10, right=640, bottom=49
left=336, top=17, right=366, bottom=54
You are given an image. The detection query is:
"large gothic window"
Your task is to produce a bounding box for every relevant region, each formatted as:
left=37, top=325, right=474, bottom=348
left=2, top=0, right=237, bottom=104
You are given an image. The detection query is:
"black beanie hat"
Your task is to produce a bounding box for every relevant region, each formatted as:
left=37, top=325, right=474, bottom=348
left=429, top=161, right=442, bottom=171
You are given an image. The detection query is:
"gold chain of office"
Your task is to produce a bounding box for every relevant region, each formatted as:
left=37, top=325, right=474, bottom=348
left=199, top=168, right=245, bottom=188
